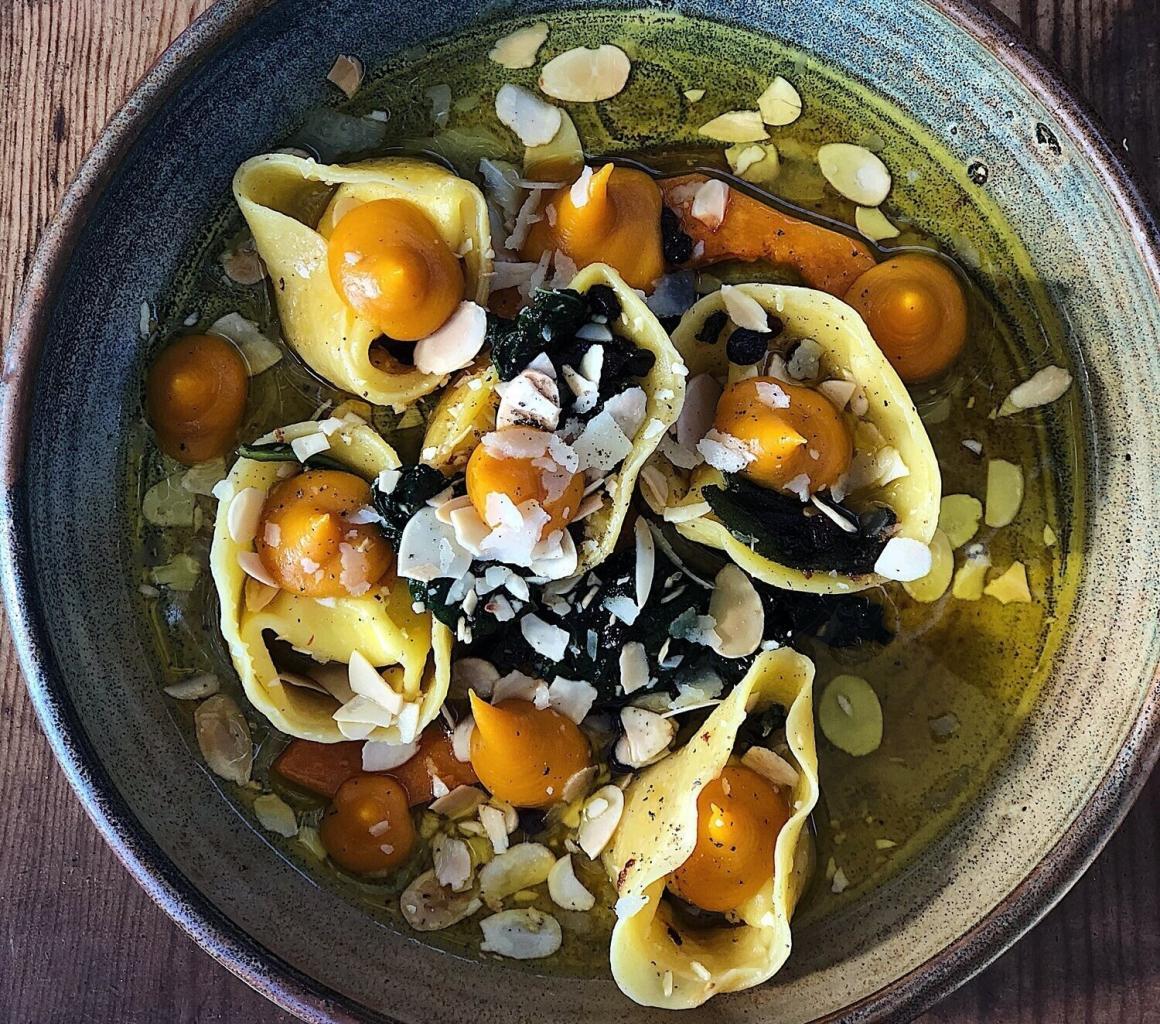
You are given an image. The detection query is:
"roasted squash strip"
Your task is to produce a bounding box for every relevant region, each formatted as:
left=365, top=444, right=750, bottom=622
left=661, top=173, right=876, bottom=296
left=274, top=727, right=477, bottom=803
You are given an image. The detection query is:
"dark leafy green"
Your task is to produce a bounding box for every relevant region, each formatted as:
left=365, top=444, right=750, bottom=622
left=704, top=474, right=896, bottom=575
left=236, top=442, right=347, bottom=472
left=487, top=288, right=589, bottom=380
left=486, top=287, right=656, bottom=418
left=372, top=464, right=452, bottom=546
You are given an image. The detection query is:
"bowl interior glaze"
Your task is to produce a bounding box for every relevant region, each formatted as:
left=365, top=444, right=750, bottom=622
left=3, top=0, right=1159, bottom=1021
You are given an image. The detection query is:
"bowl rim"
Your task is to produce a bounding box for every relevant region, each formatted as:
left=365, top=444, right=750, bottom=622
left=1, top=0, right=1158, bottom=1021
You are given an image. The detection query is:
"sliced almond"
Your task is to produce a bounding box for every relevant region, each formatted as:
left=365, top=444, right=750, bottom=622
left=164, top=673, right=221, bottom=701
left=194, top=694, right=253, bottom=785
left=698, top=110, right=768, bottom=143
left=479, top=908, right=562, bottom=959
left=689, top=178, right=729, bottom=230
left=538, top=45, right=630, bottom=102
left=902, top=529, right=953, bottom=603
left=414, top=301, right=488, bottom=376
left=998, top=365, right=1072, bottom=416
left=817, top=143, right=892, bottom=206
left=496, top=84, right=562, bottom=147
left=757, top=76, right=802, bottom=126
left=401, top=869, right=482, bottom=932
left=478, top=842, right=555, bottom=907
left=708, top=563, right=763, bottom=657
left=740, top=745, right=799, bottom=788
left=983, top=561, right=1032, bottom=604
left=874, top=536, right=933, bottom=582
left=489, top=22, right=549, bottom=70
left=547, top=855, right=595, bottom=911
left=227, top=486, right=265, bottom=546
left=684, top=88, right=706, bottom=102
left=855, top=205, right=900, bottom=242
left=984, top=459, right=1024, bottom=527
left=253, top=793, right=298, bottom=837
left=577, top=784, right=624, bottom=858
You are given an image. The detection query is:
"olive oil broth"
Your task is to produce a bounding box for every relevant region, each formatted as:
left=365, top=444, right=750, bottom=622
left=130, top=10, right=1082, bottom=973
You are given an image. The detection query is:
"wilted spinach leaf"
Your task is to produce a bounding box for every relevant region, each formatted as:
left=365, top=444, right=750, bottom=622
left=372, top=464, right=453, bottom=546
left=487, top=288, right=589, bottom=380
left=236, top=442, right=347, bottom=472
left=704, top=475, right=896, bottom=575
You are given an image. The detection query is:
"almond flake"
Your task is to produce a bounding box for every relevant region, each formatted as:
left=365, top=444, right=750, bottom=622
left=414, top=301, right=487, bottom=376
left=698, top=110, right=768, bottom=143
left=362, top=737, right=420, bottom=771
left=619, top=642, right=651, bottom=694
left=998, top=365, right=1072, bottom=416
left=874, top=537, right=933, bottom=582
left=496, top=84, right=562, bottom=147
left=479, top=908, right=562, bottom=960
left=721, top=284, right=771, bottom=331
left=741, top=745, right=799, bottom=788
left=520, top=614, right=569, bottom=661
left=707, top=564, right=763, bottom=657
left=817, top=143, right=892, bottom=206
left=690, top=178, right=729, bottom=230
left=547, top=855, right=595, bottom=911
left=538, top=45, right=630, bottom=102
left=489, top=22, right=549, bottom=70
left=615, top=707, right=675, bottom=768
left=757, top=76, right=802, bottom=126
left=855, top=205, right=901, bottom=241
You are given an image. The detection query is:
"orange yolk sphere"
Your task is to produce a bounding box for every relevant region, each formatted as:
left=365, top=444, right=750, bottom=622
left=667, top=764, right=791, bottom=913
left=468, top=693, right=592, bottom=808
left=844, top=253, right=968, bottom=382
left=465, top=429, right=586, bottom=535
left=146, top=334, right=248, bottom=464
left=320, top=774, right=416, bottom=875
left=522, top=164, right=664, bottom=291
left=255, top=469, right=392, bottom=598
left=326, top=198, right=464, bottom=341
left=713, top=377, right=852, bottom=494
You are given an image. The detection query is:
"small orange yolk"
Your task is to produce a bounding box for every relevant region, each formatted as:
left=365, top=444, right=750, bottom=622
left=713, top=377, right=852, bottom=494
left=146, top=334, right=248, bottom=464
left=320, top=774, right=416, bottom=875
left=667, top=764, right=791, bottom=913
left=465, top=429, right=586, bottom=536
left=255, top=469, right=392, bottom=598
left=844, top=253, right=968, bottom=382
left=522, top=164, right=665, bottom=291
left=326, top=198, right=464, bottom=341
left=468, top=693, right=592, bottom=808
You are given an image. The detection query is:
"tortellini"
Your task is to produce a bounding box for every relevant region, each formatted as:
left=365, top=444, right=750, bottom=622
left=607, top=647, right=819, bottom=1008
left=233, top=153, right=492, bottom=410
left=210, top=417, right=451, bottom=742
left=419, top=263, right=685, bottom=577
left=649, top=283, right=941, bottom=593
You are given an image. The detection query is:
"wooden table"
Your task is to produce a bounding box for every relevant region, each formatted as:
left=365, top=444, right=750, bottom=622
left=0, top=2, right=1156, bottom=1021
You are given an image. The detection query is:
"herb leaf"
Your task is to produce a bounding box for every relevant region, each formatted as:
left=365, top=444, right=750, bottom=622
left=487, top=288, right=590, bottom=380
left=236, top=442, right=347, bottom=472
left=703, top=474, right=896, bottom=575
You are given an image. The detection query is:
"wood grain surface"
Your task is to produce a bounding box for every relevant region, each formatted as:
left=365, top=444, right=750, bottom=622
left=0, top=1, right=1156, bottom=1022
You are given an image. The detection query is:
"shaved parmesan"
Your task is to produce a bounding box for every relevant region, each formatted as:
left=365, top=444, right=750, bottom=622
left=520, top=614, right=569, bottom=661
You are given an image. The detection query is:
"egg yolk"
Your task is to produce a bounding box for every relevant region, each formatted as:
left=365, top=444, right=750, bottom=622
left=320, top=774, right=416, bottom=875
left=468, top=693, right=592, bottom=808
left=465, top=429, right=586, bottom=536
left=522, top=163, right=665, bottom=291
left=713, top=377, right=852, bottom=494
left=146, top=334, right=248, bottom=465
left=255, top=469, right=392, bottom=598
left=844, top=253, right=968, bottom=382
left=326, top=198, right=464, bottom=341
left=667, top=764, right=791, bottom=913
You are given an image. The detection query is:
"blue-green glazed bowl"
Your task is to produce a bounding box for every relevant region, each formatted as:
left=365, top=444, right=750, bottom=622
left=2, top=0, right=1158, bottom=1021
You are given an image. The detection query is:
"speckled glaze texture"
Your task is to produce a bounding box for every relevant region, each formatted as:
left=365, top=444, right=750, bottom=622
left=1, top=0, right=1158, bottom=1022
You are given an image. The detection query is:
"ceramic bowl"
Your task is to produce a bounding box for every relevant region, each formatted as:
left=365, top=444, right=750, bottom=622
left=3, top=0, right=1159, bottom=1020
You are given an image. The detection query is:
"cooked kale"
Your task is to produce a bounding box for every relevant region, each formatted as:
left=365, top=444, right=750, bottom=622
left=487, top=288, right=589, bottom=380
left=703, top=474, right=897, bottom=575
left=585, top=284, right=622, bottom=321
left=236, top=442, right=347, bottom=472
left=372, top=464, right=452, bottom=546
left=486, top=287, right=655, bottom=417
left=661, top=205, right=694, bottom=265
